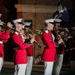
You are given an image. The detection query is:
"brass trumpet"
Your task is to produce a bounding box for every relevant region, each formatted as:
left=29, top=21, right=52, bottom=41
left=1, top=22, right=15, bottom=34
left=25, top=29, right=42, bottom=48
left=54, top=27, right=69, bottom=41
left=27, top=28, right=43, bottom=37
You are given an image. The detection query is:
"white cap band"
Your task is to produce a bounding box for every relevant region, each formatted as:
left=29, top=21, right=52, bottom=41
left=24, top=22, right=31, bottom=26
left=13, top=18, right=22, bottom=24
left=45, top=19, right=55, bottom=24
left=54, top=19, right=62, bottom=23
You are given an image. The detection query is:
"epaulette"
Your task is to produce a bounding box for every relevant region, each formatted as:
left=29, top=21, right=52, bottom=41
left=15, top=32, right=19, bottom=35
left=45, top=30, right=49, bottom=33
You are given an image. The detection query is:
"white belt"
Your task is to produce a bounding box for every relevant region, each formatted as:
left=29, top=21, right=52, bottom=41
left=0, top=41, right=3, bottom=44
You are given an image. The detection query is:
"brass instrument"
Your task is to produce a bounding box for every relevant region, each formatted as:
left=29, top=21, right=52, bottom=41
left=27, top=28, right=43, bottom=37
left=54, top=27, right=69, bottom=42
left=54, top=27, right=70, bottom=49
left=53, top=1, right=69, bottom=22
left=1, top=22, right=15, bottom=35
left=25, top=29, right=42, bottom=48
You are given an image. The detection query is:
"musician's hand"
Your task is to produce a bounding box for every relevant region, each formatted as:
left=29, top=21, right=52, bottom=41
left=33, top=33, right=36, bottom=37
left=60, top=31, right=64, bottom=36
left=64, top=27, right=69, bottom=32
left=29, top=33, right=36, bottom=38
left=30, top=37, right=35, bottom=44
left=58, top=38, right=64, bottom=44
left=56, top=34, right=61, bottom=40
left=7, top=22, right=13, bottom=29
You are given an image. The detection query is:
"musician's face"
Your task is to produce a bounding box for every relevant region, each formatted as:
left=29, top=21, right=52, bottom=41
left=48, top=23, right=54, bottom=31
left=25, top=27, right=30, bottom=32
left=15, top=23, right=23, bottom=31
left=55, top=23, right=60, bottom=28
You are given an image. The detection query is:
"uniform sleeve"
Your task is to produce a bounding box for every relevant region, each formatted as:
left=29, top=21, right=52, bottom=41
left=13, top=34, right=30, bottom=49
left=0, top=30, right=10, bottom=43
left=42, top=32, right=56, bottom=48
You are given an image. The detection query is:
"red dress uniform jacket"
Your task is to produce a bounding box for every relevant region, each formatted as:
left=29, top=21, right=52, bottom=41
left=41, top=30, right=56, bottom=62
left=24, top=32, right=38, bottom=56
left=0, top=30, right=10, bottom=58
left=26, top=45, right=33, bottom=56
left=13, top=32, right=30, bottom=64
left=26, top=36, right=38, bottom=56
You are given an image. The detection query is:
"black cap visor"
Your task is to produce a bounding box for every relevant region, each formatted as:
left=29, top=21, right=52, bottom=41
left=17, top=22, right=23, bottom=24
left=49, top=22, right=54, bottom=25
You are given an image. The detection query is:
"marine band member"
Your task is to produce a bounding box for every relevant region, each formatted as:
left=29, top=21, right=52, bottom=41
left=41, top=18, right=63, bottom=75
left=23, top=21, right=38, bottom=75
left=12, top=19, right=35, bottom=75
left=0, top=14, right=12, bottom=73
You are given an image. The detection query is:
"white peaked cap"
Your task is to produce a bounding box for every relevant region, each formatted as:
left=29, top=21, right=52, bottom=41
left=13, top=18, right=22, bottom=24
left=54, top=19, right=62, bottom=23
left=45, top=19, right=55, bottom=24
left=0, top=22, right=4, bottom=26
left=24, top=22, right=31, bottom=26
